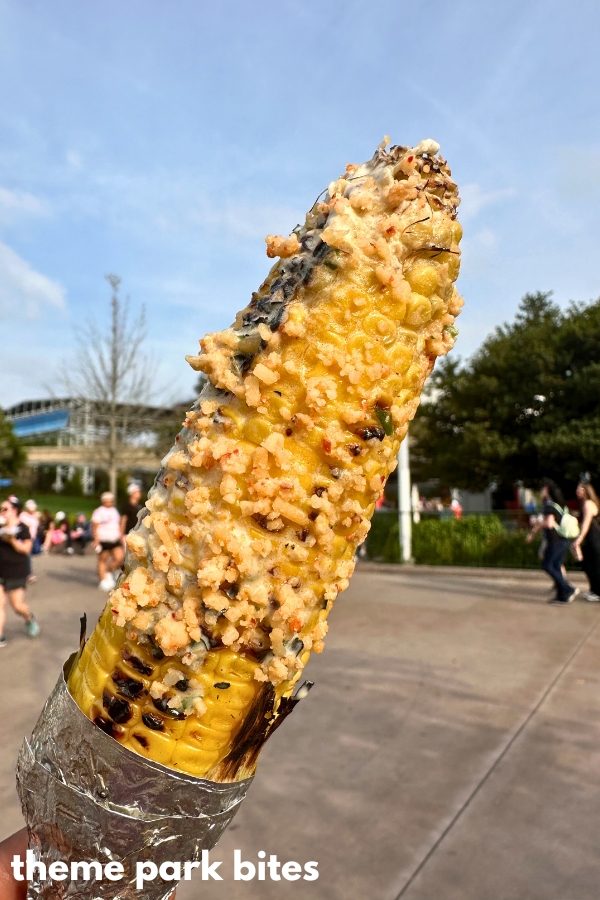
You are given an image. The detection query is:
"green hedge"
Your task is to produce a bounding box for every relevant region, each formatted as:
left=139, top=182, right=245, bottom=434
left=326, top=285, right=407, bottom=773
left=366, top=513, right=543, bottom=568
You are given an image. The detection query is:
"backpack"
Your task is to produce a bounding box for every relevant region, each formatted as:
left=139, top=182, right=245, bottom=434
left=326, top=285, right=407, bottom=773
left=548, top=501, right=580, bottom=540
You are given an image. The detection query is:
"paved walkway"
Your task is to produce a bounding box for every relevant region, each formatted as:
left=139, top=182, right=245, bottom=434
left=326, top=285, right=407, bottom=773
left=1, top=556, right=599, bottom=899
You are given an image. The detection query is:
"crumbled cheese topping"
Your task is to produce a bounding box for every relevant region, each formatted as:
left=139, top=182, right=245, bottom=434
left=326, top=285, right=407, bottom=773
left=113, top=138, right=462, bottom=693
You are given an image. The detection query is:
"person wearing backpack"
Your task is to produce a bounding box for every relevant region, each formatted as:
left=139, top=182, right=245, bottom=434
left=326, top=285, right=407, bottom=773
left=571, top=480, right=600, bottom=601
left=527, top=478, right=579, bottom=605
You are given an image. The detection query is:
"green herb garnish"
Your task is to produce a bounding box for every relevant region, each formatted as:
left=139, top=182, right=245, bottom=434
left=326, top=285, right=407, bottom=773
left=375, top=408, right=393, bottom=436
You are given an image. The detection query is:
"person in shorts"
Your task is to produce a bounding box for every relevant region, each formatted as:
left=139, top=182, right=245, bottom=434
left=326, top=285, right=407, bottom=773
left=20, top=499, right=40, bottom=553
left=91, top=492, right=123, bottom=591
left=0, top=496, right=40, bottom=647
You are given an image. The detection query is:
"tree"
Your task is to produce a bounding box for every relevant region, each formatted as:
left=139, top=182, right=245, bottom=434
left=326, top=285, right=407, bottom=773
left=153, top=374, right=203, bottom=459
left=0, top=411, right=26, bottom=478
left=411, top=292, right=600, bottom=492
left=61, top=275, right=163, bottom=495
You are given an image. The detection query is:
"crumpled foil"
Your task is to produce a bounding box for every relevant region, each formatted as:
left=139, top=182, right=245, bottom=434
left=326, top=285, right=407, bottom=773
left=16, top=654, right=253, bottom=900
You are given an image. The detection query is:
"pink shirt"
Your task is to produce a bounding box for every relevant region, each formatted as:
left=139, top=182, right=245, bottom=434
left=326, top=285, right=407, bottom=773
left=20, top=511, right=39, bottom=540
left=92, top=506, right=121, bottom=543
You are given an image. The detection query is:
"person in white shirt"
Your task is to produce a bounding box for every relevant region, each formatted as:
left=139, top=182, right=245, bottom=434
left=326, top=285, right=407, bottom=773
left=91, top=492, right=124, bottom=591
left=20, top=500, right=40, bottom=543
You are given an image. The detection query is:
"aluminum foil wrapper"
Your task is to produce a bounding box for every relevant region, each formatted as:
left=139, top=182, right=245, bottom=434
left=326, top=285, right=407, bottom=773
left=16, top=654, right=253, bottom=900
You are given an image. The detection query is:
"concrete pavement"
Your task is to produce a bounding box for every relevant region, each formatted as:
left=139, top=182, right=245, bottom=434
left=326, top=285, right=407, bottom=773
left=1, top=555, right=599, bottom=899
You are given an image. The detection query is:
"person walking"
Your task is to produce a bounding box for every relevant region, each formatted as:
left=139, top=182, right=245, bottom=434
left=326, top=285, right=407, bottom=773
left=121, top=482, right=143, bottom=538
left=20, top=500, right=40, bottom=553
left=527, top=478, right=578, bottom=605
left=571, top=480, right=600, bottom=601
left=91, top=492, right=123, bottom=591
left=19, top=498, right=40, bottom=583
left=37, top=509, right=52, bottom=549
left=0, top=497, right=40, bottom=647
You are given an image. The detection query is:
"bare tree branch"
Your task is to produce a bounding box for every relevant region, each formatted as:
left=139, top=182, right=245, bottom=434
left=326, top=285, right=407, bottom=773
left=58, top=275, right=169, bottom=493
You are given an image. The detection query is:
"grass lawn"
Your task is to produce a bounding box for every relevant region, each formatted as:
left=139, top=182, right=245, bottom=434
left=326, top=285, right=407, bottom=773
left=0, top=492, right=99, bottom=520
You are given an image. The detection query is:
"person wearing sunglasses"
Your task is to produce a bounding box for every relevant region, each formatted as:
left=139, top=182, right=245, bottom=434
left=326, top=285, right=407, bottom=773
left=0, top=496, right=40, bottom=647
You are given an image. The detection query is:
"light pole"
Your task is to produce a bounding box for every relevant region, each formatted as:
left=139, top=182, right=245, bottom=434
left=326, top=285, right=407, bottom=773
left=397, top=432, right=412, bottom=563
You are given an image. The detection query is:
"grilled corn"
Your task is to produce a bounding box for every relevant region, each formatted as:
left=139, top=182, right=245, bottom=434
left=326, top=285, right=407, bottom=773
left=69, top=137, right=463, bottom=781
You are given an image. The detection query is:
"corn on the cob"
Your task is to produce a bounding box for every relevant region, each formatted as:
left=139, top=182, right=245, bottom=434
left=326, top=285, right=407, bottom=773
left=69, top=137, right=462, bottom=781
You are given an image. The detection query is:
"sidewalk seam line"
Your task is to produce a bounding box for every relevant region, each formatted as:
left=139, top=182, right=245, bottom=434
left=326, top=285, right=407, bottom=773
left=392, top=614, right=600, bottom=900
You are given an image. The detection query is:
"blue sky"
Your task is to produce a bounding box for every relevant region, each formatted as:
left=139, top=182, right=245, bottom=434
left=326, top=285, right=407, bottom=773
left=2, top=0, right=599, bottom=407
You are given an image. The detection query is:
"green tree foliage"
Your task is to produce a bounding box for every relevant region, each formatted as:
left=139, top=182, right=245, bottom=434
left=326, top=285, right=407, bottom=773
left=0, top=410, right=26, bottom=477
left=412, top=291, right=600, bottom=490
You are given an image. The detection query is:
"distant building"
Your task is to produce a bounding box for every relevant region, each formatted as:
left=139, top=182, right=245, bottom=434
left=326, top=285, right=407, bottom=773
left=6, top=397, right=75, bottom=440
left=5, top=397, right=182, bottom=494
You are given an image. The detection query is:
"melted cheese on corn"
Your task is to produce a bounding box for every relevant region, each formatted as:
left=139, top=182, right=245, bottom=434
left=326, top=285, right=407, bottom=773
left=69, top=138, right=462, bottom=778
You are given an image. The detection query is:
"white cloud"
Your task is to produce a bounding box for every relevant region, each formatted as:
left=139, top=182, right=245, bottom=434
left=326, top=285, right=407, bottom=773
left=459, top=183, right=515, bottom=222
left=66, top=150, right=83, bottom=169
left=0, top=241, right=66, bottom=318
left=460, top=228, right=500, bottom=278
left=475, top=228, right=498, bottom=248
left=558, top=148, right=600, bottom=199
left=197, top=200, right=302, bottom=241
left=0, top=186, right=49, bottom=227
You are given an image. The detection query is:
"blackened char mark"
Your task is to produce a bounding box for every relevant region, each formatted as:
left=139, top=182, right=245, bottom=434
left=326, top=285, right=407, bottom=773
left=312, top=239, right=330, bottom=261
left=94, top=716, right=124, bottom=740
left=152, top=697, right=186, bottom=719
left=221, top=582, right=239, bottom=601
left=212, top=683, right=277, bottom=781
left=213, top=680, right=311, bottom=780
left=242, top=304, right=286, bottom=334
left=102, top=690, right=133, bottom=724
left=257, top=296, right=274, bottom=312
left=79, top=613, right=87, bottom=655
left=233, top=353, right=254, bottom=375
left=300, top=232, right=319, bottom=251
left=111, top=668, right=145, bottom=699
left=281, top=278, right=296, bottom=301
left=359, top=426, right=386, bottom=442
left=288, top=638, right=304, bottom=656
left=242, top=310, right=270, bottom=328
left=142, top=713, right=165, bottom=731
left=147, top=635, right=165, bottom=660
left=122, top=649, right=154, bottom=676
left=269, top=304, right=287, bottom=332
left=259, top=693, right=305, bottom=743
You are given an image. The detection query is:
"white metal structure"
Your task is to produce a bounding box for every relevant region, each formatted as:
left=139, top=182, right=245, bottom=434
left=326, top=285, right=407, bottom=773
left=397, top=433, right=412, bottom=563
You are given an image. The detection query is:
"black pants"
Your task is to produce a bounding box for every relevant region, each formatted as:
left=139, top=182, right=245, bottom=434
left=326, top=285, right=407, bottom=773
left=581, top=526, right=600, bottom=595
left=542, top=538, right=574, bottom=601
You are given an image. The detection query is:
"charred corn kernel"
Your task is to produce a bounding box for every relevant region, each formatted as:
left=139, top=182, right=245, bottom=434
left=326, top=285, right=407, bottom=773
left=69, top=137, right=462, bottom=781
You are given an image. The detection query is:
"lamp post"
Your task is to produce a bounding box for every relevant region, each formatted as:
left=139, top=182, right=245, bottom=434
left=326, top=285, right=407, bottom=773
left=397, top=432, right=412, bottom=563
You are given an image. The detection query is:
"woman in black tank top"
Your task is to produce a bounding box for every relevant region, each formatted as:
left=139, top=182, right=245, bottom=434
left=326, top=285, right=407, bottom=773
left=572, top=481, right=600, bottom=601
